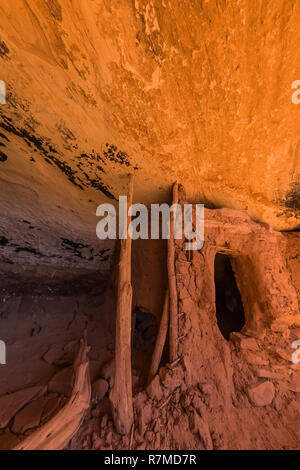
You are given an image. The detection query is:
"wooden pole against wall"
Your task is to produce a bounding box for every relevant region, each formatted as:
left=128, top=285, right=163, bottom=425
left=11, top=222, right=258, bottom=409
left=148, top=289, right=169, bottom=384
left=110, top=174, right=134, bottom=435
left=168, top=182, right=178, bottom=362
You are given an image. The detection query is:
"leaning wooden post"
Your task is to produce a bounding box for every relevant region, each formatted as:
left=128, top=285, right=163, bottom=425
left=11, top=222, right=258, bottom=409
left=148, top=289, right=169, bottom=384
left=110, top=174, right=134, bottom=435
left=168, top=182, right=178, bottom=362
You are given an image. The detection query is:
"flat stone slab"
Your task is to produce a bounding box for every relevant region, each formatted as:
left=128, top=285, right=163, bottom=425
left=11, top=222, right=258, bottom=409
left=0, top=431, right=20, bottom=450
left=230, top=332, right=259, bottom=351
left=12, top=395, right=48, bottom=434
left=0, top=386, right=43, bottom=429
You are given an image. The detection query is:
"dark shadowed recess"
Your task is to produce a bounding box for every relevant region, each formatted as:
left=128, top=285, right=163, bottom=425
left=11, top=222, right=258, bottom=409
left=214, top=253, right=245, bottom=340
left=0, top=265, right=108, bottom=297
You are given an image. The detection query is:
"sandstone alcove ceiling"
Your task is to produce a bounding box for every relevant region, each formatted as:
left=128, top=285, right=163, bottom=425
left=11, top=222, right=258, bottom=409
left=0, top=0, right=299, bottom=260
left=0, top=0, right=299, bottom=452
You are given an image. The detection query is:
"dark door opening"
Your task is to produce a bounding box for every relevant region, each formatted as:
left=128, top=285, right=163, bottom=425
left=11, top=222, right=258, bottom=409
left=131, top=307, right=158, bottom=390
left=214, top=253, right=245, bottom=339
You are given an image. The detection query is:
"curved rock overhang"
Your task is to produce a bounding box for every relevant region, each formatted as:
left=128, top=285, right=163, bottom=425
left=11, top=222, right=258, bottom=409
left=0, top=0, right=299, bottom=278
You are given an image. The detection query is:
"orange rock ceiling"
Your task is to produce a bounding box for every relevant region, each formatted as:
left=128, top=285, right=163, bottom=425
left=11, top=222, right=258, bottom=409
left=0, top=0, right=299, bottom=259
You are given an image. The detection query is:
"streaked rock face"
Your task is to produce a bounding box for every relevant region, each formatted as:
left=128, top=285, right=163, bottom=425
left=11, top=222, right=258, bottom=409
left=0, top=0, right=299, bottom=272
left=1, top=2, right=300, bottom=451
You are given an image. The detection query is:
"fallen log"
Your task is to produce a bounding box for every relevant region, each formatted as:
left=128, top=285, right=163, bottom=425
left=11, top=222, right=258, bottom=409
left=14, top=333, right=91, bottom=450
